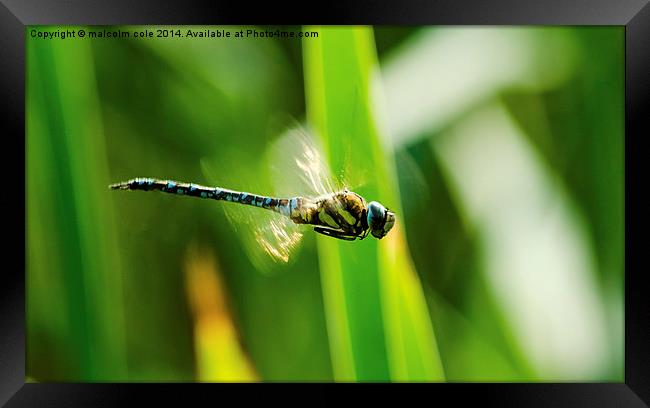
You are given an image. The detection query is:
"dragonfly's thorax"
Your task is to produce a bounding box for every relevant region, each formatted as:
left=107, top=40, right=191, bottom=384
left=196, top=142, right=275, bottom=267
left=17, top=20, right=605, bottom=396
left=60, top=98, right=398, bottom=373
left=289, top=190, right=369, bottom=238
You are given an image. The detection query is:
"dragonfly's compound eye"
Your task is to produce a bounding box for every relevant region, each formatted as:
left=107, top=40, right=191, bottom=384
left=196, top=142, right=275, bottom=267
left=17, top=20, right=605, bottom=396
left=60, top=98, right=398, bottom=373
left=383, top=210, right=396, bottom=235
left=367, top=201, right=395, bottom=239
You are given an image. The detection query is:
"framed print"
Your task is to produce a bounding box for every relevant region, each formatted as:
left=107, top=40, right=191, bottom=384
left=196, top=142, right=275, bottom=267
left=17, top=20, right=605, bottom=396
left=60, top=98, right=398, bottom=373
left=2, top=0, right=648, bottom=405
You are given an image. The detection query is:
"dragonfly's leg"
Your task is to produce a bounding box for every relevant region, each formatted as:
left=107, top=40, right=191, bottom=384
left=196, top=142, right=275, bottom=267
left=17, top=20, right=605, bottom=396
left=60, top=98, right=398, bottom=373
left=357, top=228, right=370, bottom=240
left=314, top=227, right=357, bottom=241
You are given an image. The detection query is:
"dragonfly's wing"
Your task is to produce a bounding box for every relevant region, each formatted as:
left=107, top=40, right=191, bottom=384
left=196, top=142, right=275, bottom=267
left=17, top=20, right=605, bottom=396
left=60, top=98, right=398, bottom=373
left=252, top=218, right=303, bottom=262
left=264, top=117, right=340, bottom=199
left=333, top=129, right=371, bottom=194
left=200, top=150, right=304, bottom=274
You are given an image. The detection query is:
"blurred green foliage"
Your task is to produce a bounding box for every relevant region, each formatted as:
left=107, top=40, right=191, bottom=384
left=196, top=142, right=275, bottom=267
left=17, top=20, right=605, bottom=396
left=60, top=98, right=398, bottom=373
left=27, top=26, right=623, bottom=382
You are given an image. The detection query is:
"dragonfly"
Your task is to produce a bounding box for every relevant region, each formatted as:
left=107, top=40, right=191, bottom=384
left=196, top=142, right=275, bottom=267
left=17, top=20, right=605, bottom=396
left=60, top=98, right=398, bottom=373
left=109, top=126, right=395, bottom=246
left=110, top=178, right=395, bottom=241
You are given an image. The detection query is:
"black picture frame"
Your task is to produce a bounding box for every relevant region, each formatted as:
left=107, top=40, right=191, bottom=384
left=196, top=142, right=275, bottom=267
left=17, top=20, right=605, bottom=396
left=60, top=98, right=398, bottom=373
left=2, top=0, right=647, bottom=405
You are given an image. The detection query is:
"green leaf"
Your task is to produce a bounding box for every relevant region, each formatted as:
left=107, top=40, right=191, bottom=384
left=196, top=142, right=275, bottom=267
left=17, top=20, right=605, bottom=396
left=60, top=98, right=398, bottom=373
left=303, top=26, right=445, bottom=381
left=27, top=28, right=128, bottom=380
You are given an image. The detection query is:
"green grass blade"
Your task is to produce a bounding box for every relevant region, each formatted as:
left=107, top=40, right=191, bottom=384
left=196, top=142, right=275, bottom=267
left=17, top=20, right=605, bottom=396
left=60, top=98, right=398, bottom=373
left=27, top=28, right=128, bottom=381
left=303, top=26, right=445, bottom=381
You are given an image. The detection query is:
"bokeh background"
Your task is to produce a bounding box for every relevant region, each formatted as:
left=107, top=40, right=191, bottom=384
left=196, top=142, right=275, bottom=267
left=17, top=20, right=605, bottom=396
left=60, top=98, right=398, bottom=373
left=26, top=26, right=623, bottom=382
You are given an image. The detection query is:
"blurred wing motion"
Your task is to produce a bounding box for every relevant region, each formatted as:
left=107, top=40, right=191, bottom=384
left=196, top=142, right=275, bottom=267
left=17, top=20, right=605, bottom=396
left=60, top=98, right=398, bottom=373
left=265, top=120, right=341, bottom=198
left=200, top=119, right=347, bottom=271
left=199, top=155, right=302, bottom=272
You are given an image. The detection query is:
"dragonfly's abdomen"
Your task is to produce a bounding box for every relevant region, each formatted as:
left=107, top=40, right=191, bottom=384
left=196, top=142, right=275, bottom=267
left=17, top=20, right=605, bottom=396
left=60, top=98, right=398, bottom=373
left=110, top=178, right=293, bottom=216
left=111, top=178, right=227, bottom=199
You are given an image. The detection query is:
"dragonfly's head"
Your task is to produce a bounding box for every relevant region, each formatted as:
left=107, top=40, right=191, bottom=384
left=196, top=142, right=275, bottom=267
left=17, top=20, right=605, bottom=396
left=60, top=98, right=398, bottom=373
left=367, top=201, right=396, bottom=239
